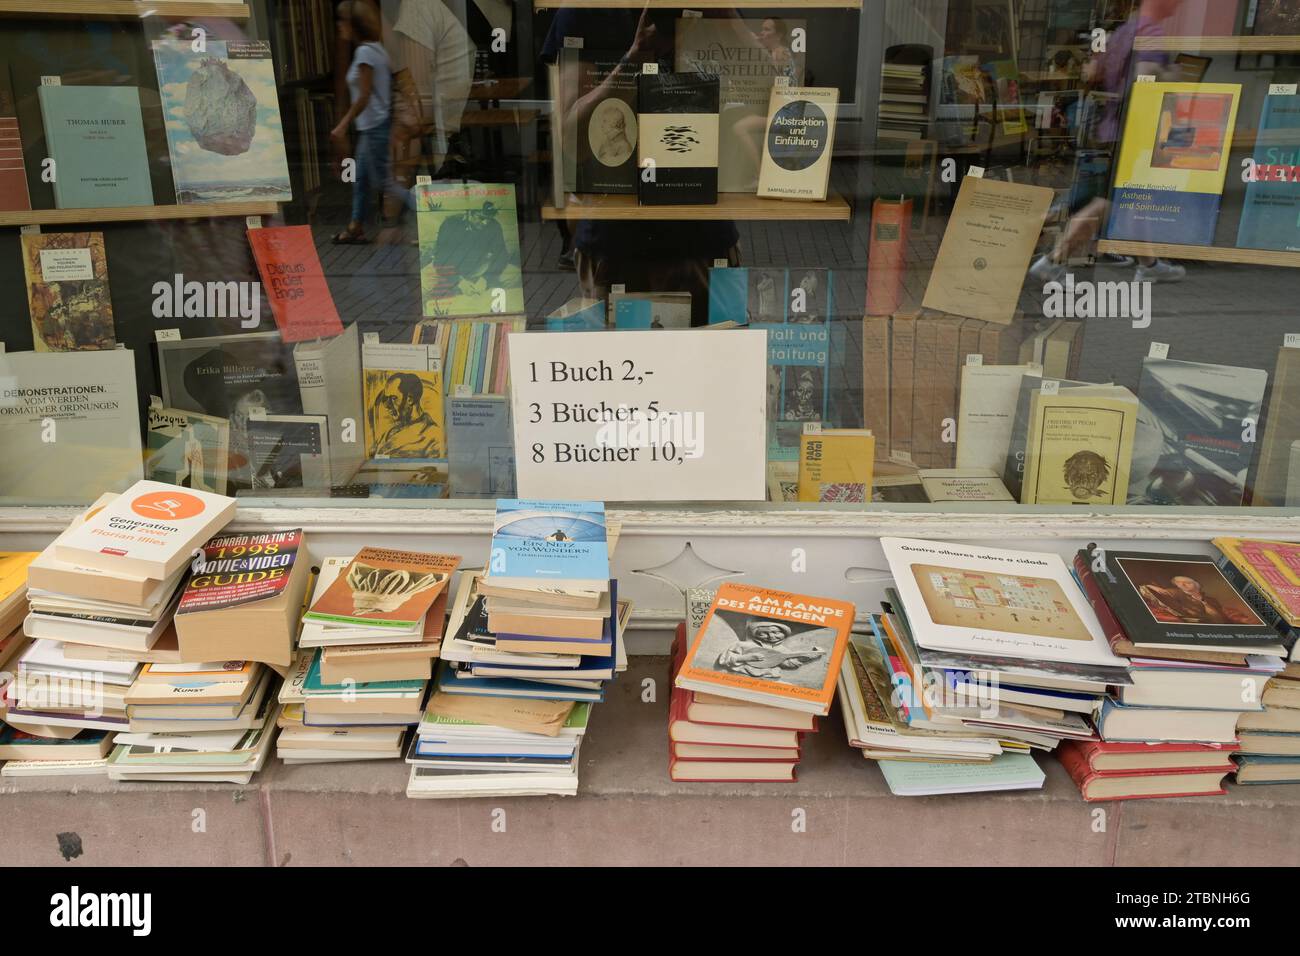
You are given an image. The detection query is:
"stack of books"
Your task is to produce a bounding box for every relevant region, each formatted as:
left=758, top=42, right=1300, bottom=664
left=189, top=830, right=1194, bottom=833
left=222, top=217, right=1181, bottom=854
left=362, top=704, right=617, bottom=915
left=1212, top=538, right=1300, bottom=785
left=1074, top=545, right=1289, bottom=799
left=670, top=582, right=853, bottom=783
left=407, top=499, right=624, bottom=798
left=877, top=59, right=929, bottom=141
left=277, top=546, right=459, bottom=764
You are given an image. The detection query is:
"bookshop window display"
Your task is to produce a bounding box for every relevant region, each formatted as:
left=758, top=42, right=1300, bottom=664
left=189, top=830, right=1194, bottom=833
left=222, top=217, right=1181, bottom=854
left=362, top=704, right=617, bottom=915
left=1, top=0, right=1300, bottom=516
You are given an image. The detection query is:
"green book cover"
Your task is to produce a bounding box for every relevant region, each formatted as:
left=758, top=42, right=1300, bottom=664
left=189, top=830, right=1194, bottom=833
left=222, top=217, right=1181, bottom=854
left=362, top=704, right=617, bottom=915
left=38, top=85, right=153, bottom=208
left=415, top=183, right=524, bottom=317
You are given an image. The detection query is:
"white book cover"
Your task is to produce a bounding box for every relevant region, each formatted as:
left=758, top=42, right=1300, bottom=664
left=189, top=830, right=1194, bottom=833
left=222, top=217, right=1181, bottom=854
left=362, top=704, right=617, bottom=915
left=295, top=324, right=364, bottom=486
left=757, top=85, right=838, bottom=201
left=880, top=537, right=1125, bottom=668
left=53, top=480, right=235, bottom=578
left=956, top=364, right=1042, bottom=472
left=0, top=350, right=143, bottom=501
left=19, top=639, right=139, bottom=683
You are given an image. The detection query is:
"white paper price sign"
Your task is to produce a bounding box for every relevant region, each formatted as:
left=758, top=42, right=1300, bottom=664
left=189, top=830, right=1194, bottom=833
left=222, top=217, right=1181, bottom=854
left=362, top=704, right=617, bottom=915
left=509, top=329, right=767, bottom=501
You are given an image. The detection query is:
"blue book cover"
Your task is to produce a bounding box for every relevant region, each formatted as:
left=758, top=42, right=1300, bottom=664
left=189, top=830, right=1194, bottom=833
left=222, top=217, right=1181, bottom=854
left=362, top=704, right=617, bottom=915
left=1237, top=93, right=1300, bottom=252
left=38, top=85, right=153, bottom=208
left=546, top=298, right=605, bottom=331
left=486, top=499, right=609, bottom=590
left=708, top=267, right=750, bottom=324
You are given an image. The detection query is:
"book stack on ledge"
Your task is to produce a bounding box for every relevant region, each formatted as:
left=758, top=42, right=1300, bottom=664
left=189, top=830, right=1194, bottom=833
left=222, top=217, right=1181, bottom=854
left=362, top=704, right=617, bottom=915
left=1212, top=538, right=1300, bottom=786
left=277, top=547, right=459, bottom=765
left=1073, top=544, right=1290, bottom=800
left=406, top=500, right=625, bottom=798
left=2, top=481, right=240, bottom=778
left=670, top=583, right=853, bottom=783
left=861, top=538, right=1130, bottom=796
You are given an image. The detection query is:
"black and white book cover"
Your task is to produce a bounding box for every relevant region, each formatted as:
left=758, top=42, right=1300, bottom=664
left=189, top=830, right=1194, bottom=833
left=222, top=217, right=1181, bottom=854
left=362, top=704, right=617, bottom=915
left=758, top=85, right=838, bottom=200
left=576, top=50, right=639, bottom=194
left=636, top=72, right=719, bottom=205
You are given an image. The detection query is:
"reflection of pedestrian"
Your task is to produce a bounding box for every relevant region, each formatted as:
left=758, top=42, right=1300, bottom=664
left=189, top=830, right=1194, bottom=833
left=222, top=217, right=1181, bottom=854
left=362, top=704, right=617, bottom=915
left=433, top=201, right=510, bottom=296
left=1138, top=574, right=1254, bottom=625
left=332, top=0, right=395, bottom=244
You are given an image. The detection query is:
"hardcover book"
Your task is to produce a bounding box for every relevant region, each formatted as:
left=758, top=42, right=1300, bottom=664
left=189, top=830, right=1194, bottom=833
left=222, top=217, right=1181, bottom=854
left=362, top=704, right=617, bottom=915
left=54, top=479, right=236, bottom=579
left=575, top=50, right=638, bottom=194
left=361, top=341, right=445, bottom=460
left=0, top=68, right=30, bottom=211
left=1129, top=357, right=1267, bottom=507
left=156, top=331, right=302, bottom=490
left=145, top=404, right=230, bottom=495
left=1108, top=82, right=1241, bottom=246
left=37, top=84, right=153, bottom=208
left=304, top=547, right=459, bottom=629
left=675, top=582, right=853, bottom=716
left=1213, top=537, right=1300, bottom=629
left=1237, top=92, right=1300, bottom=252
left=637, top=71, right=719, bottom=205
left=21, top=231, right=115, bottom=352
left=1086, top=547, right=1281, bottom=652
left=674, top=17, right=805, bottom=193
left=880, top=536, right=1127, bottom=668
left=0, top=350, right=143, bottom=501
left=415, top=182, right=524, bottom=317
left=757, top=85, right=837, bottom=201
left=865, top=199, right=909, bottom=315
left=152, top=38, right=292, bottom=204
left=247, top=225, right=343, bottom=342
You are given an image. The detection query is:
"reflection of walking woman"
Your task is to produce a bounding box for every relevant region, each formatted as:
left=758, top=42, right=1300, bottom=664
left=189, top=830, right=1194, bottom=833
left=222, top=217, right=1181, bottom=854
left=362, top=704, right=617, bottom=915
left=332, top=0, right=395, bottom=244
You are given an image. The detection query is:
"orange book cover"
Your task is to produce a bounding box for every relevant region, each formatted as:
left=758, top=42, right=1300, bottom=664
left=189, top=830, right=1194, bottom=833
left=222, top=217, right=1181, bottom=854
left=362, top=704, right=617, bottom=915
left=304, top=547, right=460, bottom=629
left=247, top=225, right=344, bottom=343
left=674, top=583, right=854, bottom=716
left=866, top=197, right=910, bottom=315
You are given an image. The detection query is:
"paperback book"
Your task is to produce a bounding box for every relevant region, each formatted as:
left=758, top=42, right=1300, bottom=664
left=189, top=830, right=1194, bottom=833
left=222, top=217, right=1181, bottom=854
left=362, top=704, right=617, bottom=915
left=21, top=231, right=115, bottom=352
left=304, top=547, right=459, bottom=630
left=415, top=182, right=524, bottom=317
left=637, top=72, right=720, bottom=205
left=38, top=84, right=153, bottom=208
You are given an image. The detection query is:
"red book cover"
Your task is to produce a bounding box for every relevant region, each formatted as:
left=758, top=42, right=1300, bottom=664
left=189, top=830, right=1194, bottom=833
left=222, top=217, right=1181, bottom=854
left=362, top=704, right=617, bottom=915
left=177, top=529, right=303, bottom=615
left=0, top=73, right=30, bottom=212
left=1066, top=738, right=1239, bottom=772
left=1059, top=740, right=1232, bottom=802
left=670, top=743, right=801, bottom=762
left=668, top=757, right=798, bottom=782
left=247, top=225, right=344, bottom=343
left=866, top=197, right=911, bottom=315
left=1073, top=552, right=1130, bottom=654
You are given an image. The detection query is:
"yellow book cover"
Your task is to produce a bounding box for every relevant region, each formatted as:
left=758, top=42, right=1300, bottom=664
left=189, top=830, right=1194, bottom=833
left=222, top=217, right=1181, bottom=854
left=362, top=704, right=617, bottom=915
left=1021, top=389, right=1137, bottom=505
left=675, top=582, right=854, bottom=716
left=361, top=342, right=446, bottom=460
left=1109, top=81, right=1241, bottom=245
left=1211, top=537, right=1300, bottom=628
left=0, top=552, right=37, bottom=604
left=797, top=429, right=875, bottom=502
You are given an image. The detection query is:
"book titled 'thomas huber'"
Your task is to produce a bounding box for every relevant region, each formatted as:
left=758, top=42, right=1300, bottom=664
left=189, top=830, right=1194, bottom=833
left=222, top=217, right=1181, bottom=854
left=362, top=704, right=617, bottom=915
left=637, top=72, right=719, bottom=205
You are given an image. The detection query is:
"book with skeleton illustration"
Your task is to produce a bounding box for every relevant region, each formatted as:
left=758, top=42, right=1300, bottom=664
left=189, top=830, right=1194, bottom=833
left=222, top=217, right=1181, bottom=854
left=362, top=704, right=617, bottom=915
left=303, top=547, right=460, bottom=629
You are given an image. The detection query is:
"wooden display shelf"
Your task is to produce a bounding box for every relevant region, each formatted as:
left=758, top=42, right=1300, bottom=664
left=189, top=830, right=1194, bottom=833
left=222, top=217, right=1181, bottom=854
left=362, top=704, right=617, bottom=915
left=1134, top=35, right=1300, bottom=52
left=543, top=192, right=851, bottom=221
left=1098, top=238, right=1300, bottom=269
left=0, top=201, right=279, bottom=228
left=535, top=0, right=860, bottom=8
left=0, top=1, right=250, bottom=16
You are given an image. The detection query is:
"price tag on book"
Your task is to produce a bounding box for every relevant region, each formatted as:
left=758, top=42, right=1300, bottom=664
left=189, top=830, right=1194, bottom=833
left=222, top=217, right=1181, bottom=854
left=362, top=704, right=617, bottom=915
left=363, top=332, right=380, bottom=344
left=642, top=62, right=659, bottom=74
left=775, top=76, right=791, bottom=88
left=713, top=259, right=729, bottom=268
left=563, top=36, right=583, bottom=48
left=415, top=175, right=432, bottom=185
left=1270, top=84, right=1298, bottom=96
left=509, top=330, right=767, bottom=501
left=1041, top=379, right=1060, bottom=395
left=154, top=328, right=181, bottom=342
left=40, top=76, right=60, bottom=86
left=1285, top=333, right=1300, bottom=349
left=18, top=224, right=39, bottom=236
left=965, top=354, right=983, bottom=366
left=1148, top=341, right=1170, bottom=359
left=802, top=422, right=823, bottom=435
left=245, top=216, right=262, bottom=229
left=610, top=283, right=626, bottom=294
left=968, top=165, right=985, bottom=178
left=453, top=383, right=472, bottom=398
left=1136, top=74, right=1155, bottom=83
left=682, top=8, right=703, bottom=16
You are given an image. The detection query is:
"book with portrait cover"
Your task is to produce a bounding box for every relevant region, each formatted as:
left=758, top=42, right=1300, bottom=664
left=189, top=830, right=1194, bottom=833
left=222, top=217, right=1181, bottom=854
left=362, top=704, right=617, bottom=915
left=674, top=582, right=853, bottom=715
left=1084, top=547, right=1283, bottom=652
left=37, top=84, right=153, bottom=208
left=575, top=50, right=638, bottom=194
left=415, top=183, right=524, bottom=317
left=247, top=225, right=343, bottom=343
left=1237, top=92, right=1300, bottom=252
left=304, top=547, right=459, bottom=629
left=152, top=37, right=292, bottom=204
left=880, top=537, right=1126, bottom=668
left=1108, top=82, right=1241, bottom=246
left=1129, top=357, right=1267, bottom=507
left=361, top=341, right=445, bottom=460
left=1020, top=384, right=1138, bottom=506
left=21, top=231, right=115, bottom=352
left=637, top=72, right=719, bottom=205
left=757, top=85, right=837, bottom=201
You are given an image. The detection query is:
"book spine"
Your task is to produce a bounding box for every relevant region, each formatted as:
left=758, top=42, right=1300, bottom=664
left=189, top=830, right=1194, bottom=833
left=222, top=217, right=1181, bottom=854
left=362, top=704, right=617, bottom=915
left=861, top=314, right=891, bottom=460
left=910, top=313, right=938, bottom=468
left=889, top=312, right=917, bottom=462
left=865, top=198, right=909, bottom=314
